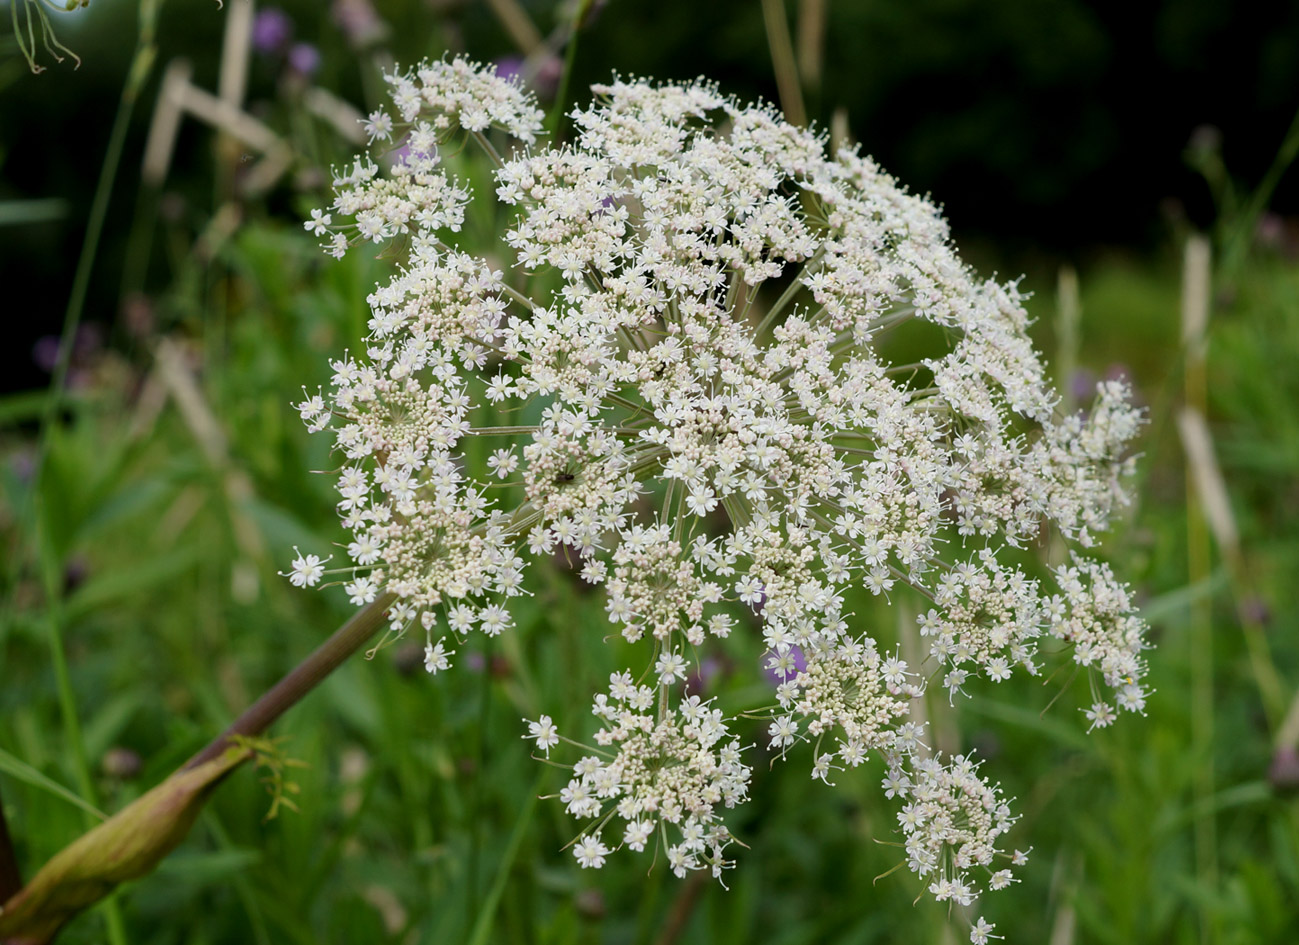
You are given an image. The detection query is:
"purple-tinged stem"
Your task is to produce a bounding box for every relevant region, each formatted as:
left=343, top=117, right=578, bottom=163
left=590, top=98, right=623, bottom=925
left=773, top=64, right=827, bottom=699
left=185, top=593, right=396, bottom=770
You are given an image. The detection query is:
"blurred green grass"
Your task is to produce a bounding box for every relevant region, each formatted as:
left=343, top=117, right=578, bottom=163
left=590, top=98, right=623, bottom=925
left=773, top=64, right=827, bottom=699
left=3, top=3, right=1299, bottom=944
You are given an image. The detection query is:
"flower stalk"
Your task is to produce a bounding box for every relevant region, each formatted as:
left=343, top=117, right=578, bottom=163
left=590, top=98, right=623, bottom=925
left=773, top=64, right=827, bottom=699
left=185, top=592, right=396, bottom=769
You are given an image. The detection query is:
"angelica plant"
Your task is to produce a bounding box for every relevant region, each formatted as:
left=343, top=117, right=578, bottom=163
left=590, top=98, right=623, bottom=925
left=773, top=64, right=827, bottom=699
left=288, top=57, right=1148, bottom=932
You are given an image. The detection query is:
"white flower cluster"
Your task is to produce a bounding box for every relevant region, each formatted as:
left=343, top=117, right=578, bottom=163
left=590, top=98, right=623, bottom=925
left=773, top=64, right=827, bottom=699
left=551, top=676, right=751, bottom=877
left=290, top=59, right=1149, bottom=904
left=386, top=57, right=545, bottom=142
left=1051, top=556, right=1149, bottom=727
left=772, top=635, right=920, bottom=777
left=305, top=56, right=543, bottom=259
left=888, top=752, right=1023, bottom=905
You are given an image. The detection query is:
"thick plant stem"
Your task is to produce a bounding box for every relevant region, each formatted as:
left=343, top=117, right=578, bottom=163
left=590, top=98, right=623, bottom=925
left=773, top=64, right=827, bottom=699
left=653, top=871, right=707, bottom=945
left=0, top=782, right=20, bottom=903
left=185, top=593, right=396, bottom=770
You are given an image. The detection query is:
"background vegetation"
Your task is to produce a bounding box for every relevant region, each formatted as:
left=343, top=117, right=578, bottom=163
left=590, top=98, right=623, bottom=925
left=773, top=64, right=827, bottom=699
left=2, top=1, right=1297, bottom=943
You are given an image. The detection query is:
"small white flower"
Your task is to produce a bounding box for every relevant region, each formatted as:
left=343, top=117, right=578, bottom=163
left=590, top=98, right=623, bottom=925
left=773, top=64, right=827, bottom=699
left=424, top=639, right=453, bottom=674
left=362, top=109, right=394, bottom=143
left=654, top=650, right=688, bottom=685
left=487, top=448, right=519, bottom=479
left=347, top=536, right=383, bottom=566
left=970, top=917, right=999, bottom=944
left=345, top=575, right=378, bottom=605
left=1084, top=701, right=1117, bottom=731
left=283, top=547, right=329, bottom=587
left=768, top=716, right=798, bottom=749
left=479, top=604, right=511, bottom=636
left=623, top=820, right=652, bottom=852
left=811, top=753, right=837, bottom=784
left=304, top=208, right=332, bottom=236
left=573, top=835, right=610, bottom=869
left=524, top=715, right=559, bottom=755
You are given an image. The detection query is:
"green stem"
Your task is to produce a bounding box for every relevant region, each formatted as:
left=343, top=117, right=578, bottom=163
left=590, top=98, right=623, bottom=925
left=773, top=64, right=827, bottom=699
left=465, top=770, right=543, bottom=945
left=753, top=250, right=823, bottom=337
left=467, top=636, right=495, bottom=924
left=1181, top=237, right=1218, bottom=942
left=1221, top=105, right=1299, bottom=285
left=41, top=588, right=94, bottom=808
left=468, top=425, right=539, bottom=435
left=545, top=4, right=586, bottom=139
left=470, top=130, right=506, bottom=169
left=39, top=559, right=129, bottom=945
left=498, top=281, right=536, bottom=312
left=35, top=38, right=142, bottom=463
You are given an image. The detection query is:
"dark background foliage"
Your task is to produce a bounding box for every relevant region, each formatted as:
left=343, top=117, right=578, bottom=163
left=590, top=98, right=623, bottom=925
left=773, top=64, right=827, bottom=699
left=3, top=0, right=1297, bottom=391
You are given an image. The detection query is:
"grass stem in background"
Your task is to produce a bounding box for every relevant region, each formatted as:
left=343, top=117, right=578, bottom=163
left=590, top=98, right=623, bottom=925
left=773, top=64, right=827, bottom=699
left=546, top=0, right=592, bottom=139
left=38, top=581, right=95, bottom=820
left=1219, top=106, right=1299, bottom=285
left=761, top=0, right=807, bottom=127
left=1176, top=408, right=1285, bottom=728
left=1051, top=265, right=1082, bottom=568
left=1056, top=266, right=1081, bottom=415
left=465, top=770, right=543, bottom=945
left=795, top=0, right=825, bottom=94
left=1180, top=235, right=1217, bottom=945
left=485, top=0, right=543, bottom=55
left=652, top=871, right=707, bottom=945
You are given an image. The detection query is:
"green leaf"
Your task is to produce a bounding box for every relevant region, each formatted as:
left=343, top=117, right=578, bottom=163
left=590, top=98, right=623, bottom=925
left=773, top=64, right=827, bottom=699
left=466, top=771, right=543, bottom=945
left=77, top=478, right=176, bottom=543
left=964, top=697, right=1095, bottom=752
left=81, top=693, right=144, bottom=764
left=0, top=748, right=105, bottom=821
left=0, top=198, right=68, bottom=227
left=0, top=389, right=50, bottom=426
left=155, top=848, right=262, bottom=882
left=63, top=546, right=204, bottom=621
left=1139, top=572, right=1227, bottom=625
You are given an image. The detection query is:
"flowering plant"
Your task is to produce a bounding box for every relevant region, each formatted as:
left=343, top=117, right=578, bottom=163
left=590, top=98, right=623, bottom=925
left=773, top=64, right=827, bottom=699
left=289, top=57, right=1147, bottom=936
